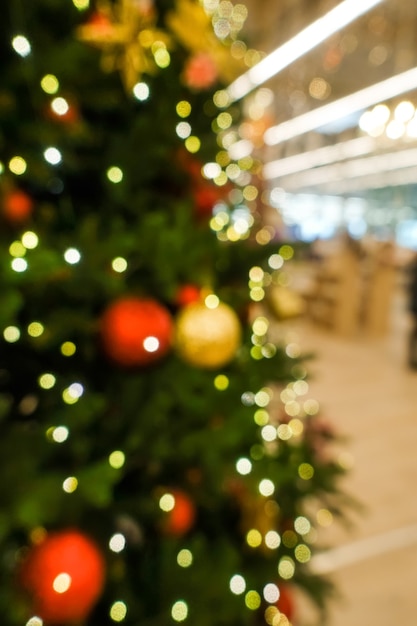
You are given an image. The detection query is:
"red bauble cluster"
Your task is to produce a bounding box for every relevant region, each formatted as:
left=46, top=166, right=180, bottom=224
left=100, top=297, right=173, bottom=366
left=20, top=530, right=105, bottom=625
left=2, top=189, right=33, bottom=223
left=162, top=489, right=196, bottom=536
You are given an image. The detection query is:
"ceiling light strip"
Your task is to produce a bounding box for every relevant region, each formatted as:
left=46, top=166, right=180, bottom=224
left=263, top=136, right=377, bottom=179
left=272, top=146, right=417, bottom=189
left=264, top=67, right=417, bottom=146
left=226, top=0, right=383, bottom=102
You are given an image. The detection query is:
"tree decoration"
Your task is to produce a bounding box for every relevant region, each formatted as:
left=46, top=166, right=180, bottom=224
left=20, top=529, right=105, bottom=625
left=166, top=0, right=245, bottom=84
left=277, top=584, right=295, bottom=621
left=175, top=300, right=241, bottom=369
left=77, top=0, right=171, bottom=90
left=175, top=284, right=201, bottom=308
left=182, top=52, right=218, bottom=90
left=100, top=297, right=173, bottom=366
left=161, top=489, right=196, bottom=536
left=2, top=189, right=33, bottom=223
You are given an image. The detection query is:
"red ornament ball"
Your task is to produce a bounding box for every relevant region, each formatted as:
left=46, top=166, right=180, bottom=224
left=100, top=297, right=173, bottom=366
left=3, top=189, right=33, bottom=222
left=162, top=489, right=196, bottom=536
left=20, top=529, right=105, bottom=625
left=277, top=584, right=294, bottom=621
left=183, top=52, right=218, bottom=90
left=175, top=284, right=201, bottom=308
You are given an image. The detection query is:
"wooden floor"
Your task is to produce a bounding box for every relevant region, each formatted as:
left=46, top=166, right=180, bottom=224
left=285, top=288, right=417, bottom=625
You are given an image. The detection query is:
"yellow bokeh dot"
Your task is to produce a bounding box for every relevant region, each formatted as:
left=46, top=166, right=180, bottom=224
left=282, top=530, right=298, bottom=549
left=265, top=606, right=279, bottom=625
left=289, top=418, right=304, bottom=437
left=246, top=528, right=262, bottom=548
left=317, top=508, right=333, bottom=527
left=9, top=156, right=27, bottom=175
left=214, top=374, right=229, bottom=390
left=295, top=544, right=311, bottom=563
left=110, top=601, right=127, bottom=622
left=9, top=241, right=26, bottom=257
left=279, top=245, right=294, bottom=261
left=62, top=389, right=78, bottom=405
left=72, top=0, right=90, bottom=9
left=171, top=600, right=188, bottom=622
left=213, top=90, right=230, bottom=108
left=277, top=424, right=292, bottom=441
left=185, top=136, right=201, bottom=153
left=28, top=322, right=44, bottom=337
left=41, top=74, right=59, bottom=94
left=205, top=294, right=219, bottom=309
left=61, top=341, right=76, bottom=357
left=243, top=185, right=258, bottom=201
left=278, top=556, right=295, bottom=580
left=294, top=516, right=311, bottom=535
left=217, top=112, right=232, bottom=130
left=154, top=47, right=170, bottom=68
left=298, top=463, right=314, bottom=480
left=63, top=476, right=78, bottom=493
left=38, top=373, right=56, bottom=390
left=252, top=316, right=269, bottom=336
left=112, top=257, right=128, bottom=273
left=304, top=399, right=320, bottom=415
left=109, top=450, right=125, bottom=469
left=4, top=326, right=20, bottom=343
left=214, top=171, right=228, bottom=186
left=245, top=590, right=261, bottom=610
left=159, top=493, right=175, bottom=512
left=249, top=266, right=264, bottom=282
left=250, top=287, right=265, bottom=302
left=176, top=100, right=191, bottom=118
left=177, top=549, right=193, bottom=568
left=254, top=409, right=269, bottom=426
left=107, top=167, right=123, bottom=183
left=22, top=231, right=39, bottom=249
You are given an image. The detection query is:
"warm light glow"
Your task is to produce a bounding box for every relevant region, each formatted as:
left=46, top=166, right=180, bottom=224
left=226, top=0, right=382, bottom=101
left=230, top=574, right=246, bottom=595
left=44, top=147, right=62, bottom=165
left=9, top=156, right=27, bottom=175
left=177, top=549, right=193, bottom=568
left=64, top=247, right=81, bottom=264
left=41, top=74, right=59, bottom=94
left=51, top=97, right=69, bottom=116
left=4, top=326, right=20, bottom=343
left=110, top=601, right=127, bottom=622
left=109, top=450, right=125, bottom=469
left=52, top=573, right=72, bottom=593
left=143, top=336, right=159, bottom=353
left=171, top=600, right=188, bottom=622
left=133, top=82, right=150, bottom=101
left=12, top=35, right=31, bottom=57
left=109, top=533, right=126, bottom=553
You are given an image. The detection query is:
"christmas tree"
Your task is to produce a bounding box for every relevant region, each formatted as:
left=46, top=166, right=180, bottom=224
left=0, top=1, right=349, bottom=625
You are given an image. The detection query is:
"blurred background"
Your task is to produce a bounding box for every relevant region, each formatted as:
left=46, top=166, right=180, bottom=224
left=237, top=1, right=417, bottom=624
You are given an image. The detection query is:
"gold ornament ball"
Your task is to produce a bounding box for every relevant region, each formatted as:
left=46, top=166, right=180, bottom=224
left=175, top=301, right=241, bottom=368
